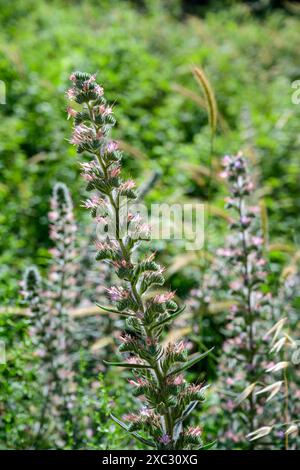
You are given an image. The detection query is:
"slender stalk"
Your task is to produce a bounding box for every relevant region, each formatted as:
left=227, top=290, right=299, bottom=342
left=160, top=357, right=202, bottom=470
left=93, top=137, right=174, bottom=438
left=283, top=367, right=289, bottom=450
left=238, top=190, right=255, bottom=440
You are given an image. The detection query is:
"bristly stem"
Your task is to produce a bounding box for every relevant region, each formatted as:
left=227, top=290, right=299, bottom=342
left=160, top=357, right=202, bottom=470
left=66, top=71, right=211, bottom=450
left=87, top=103, right=173, bottom=435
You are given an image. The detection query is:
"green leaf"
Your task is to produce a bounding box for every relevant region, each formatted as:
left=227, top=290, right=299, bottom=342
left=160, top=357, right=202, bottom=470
left=103, top=360, right=152, bottom=369
left=177, top=400, right=198, bottom=423
left=167, top=348, right=214, bottom=377
left=110, top=414, right=156, bottom=448
left=199, top=440, right=217, bottom=450
left=150, top=305, right=186, bottom=331
left=96, top=304, right=135, bottom=317
left=173, top=420, right=182, bottom=442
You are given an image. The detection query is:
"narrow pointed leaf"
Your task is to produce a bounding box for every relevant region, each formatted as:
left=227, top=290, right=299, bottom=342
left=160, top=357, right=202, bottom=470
left=199, top=440, right=217, bottom=450
left=247, top=426, right=272, bottom=441
left=264, top=317, right=287, bottom=344
left=103, top=360, right=152, bottom=369
left=236, top=382, right=256, bottom=406
left=176, top=400, right=198, bottom=424
left=150, top=306, right=186, bottom=331
left=167, top=348, right=214, bottom=377
left=173, top=421, right=183, bottom=442
left=255, top=381, right=283, bottom=402
left=96, top=303, right=134, bottom=317
left=266, top=361, right=289, bottom=373
left=110, top=414, right=156, bottom=447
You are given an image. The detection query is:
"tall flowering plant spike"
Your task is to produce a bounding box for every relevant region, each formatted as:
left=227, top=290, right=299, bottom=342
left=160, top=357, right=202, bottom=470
left=48, top=181, right=78, bottom=314
left=22, top=184, right=116, bottom=448
left=47, top=181, right=77, bottom=422
left=22, top=184, right=79, bottom=448
left=217, top=153, right=273, bottom=448
left=216, top=153, right=298, bottom=449
left=66, top=71, right=212, bottom=450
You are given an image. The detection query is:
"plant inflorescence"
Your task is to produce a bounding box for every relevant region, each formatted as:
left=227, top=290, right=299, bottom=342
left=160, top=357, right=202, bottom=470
left=66, top=71, right=213, bottom=450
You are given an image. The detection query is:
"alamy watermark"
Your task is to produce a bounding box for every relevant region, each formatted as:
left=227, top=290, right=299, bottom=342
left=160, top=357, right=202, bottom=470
left=0, top=340, right=6, bottom=364
left=0, top=80, right=6, bottom=104
left=291, top=340, right=300, bottom=365
left=291, top=80, right=300, bottom=105
left=95, top=197, right=205, bottom=251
